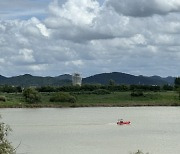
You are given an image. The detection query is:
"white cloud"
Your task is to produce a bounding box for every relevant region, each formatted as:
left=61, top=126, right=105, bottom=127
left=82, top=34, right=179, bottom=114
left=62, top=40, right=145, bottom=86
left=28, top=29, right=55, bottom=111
left=0, top=0, right=180, bottom=77
left=28, top=64, right=47, bottom=71
left=0, top=0, right=49, bottom=20
left=0, top=58, right=5, bottom=64
left=18, top=49, right=35, bottom=63
left=36, top=23, right=50, bottom=37
left=48, top=0, right=100, bottom=26
left=106, top=0, right=180, bottom=17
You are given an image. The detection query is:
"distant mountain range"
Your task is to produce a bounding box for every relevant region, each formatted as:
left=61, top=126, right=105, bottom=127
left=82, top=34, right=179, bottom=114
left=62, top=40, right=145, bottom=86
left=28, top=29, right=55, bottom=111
left=0, top=74, right=72, bottom=87
left=83, top=72, right=175, bottom=85
left=0, top=72, right=175, bottom=87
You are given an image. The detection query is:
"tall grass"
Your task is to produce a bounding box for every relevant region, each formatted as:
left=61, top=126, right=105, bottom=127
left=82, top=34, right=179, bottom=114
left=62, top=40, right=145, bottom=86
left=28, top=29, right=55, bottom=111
left=0, top=91, right=179, bottom=108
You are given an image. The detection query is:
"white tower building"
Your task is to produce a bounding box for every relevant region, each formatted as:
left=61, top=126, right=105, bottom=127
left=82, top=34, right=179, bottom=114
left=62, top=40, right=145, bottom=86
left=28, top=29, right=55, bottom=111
left=72, top=73, right=82, bottom=86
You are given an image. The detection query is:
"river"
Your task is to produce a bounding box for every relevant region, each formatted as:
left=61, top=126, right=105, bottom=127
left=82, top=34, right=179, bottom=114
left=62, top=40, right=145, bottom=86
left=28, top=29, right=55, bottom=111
left=0, top=107, right=180, bottom=154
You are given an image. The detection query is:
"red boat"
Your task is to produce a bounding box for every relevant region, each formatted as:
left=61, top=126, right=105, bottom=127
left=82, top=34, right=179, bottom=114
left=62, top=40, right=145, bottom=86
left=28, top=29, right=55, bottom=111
left=117, top=119, right=130, bottom=125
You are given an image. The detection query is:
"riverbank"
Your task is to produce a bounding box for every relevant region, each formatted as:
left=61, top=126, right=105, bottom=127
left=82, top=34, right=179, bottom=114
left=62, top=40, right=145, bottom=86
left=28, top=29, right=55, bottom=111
left=0, top=91, right=179, bottom=108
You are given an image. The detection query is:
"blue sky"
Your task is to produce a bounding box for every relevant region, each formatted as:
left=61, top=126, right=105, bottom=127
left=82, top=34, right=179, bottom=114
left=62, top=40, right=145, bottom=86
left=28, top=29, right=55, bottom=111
left=0, top=0, right=105, bottom=20
left=0, top=0, right=180, bottom=77
left=0, top=0, right=51, bottom=20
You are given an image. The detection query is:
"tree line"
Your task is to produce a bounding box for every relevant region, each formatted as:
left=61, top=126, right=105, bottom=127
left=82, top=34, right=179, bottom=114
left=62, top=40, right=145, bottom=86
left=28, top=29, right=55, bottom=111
left=0, top=84, right=176, bottom=93
left=0, top=77, right=179, bottom=93
left=175, top=77, right=180, bottom=100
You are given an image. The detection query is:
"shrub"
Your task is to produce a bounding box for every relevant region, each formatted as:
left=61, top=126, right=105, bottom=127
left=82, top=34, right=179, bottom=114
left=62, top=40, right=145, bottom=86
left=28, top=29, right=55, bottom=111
left=37, top=86, right=56, bottom=92
left=50, top=92, right=76, bottom=103
left=0, top=96, right=6, bottom=102
left=92, top=89, right=111, bottom=95
left=23, top=88, right=41, bottom=103
left=171, top=102, right=179, bottom=106
left=0, top=85, right=22, bottom=93
left=131, top=90, right=144, bottom=97
left=162, top=84, right=173, bottom=91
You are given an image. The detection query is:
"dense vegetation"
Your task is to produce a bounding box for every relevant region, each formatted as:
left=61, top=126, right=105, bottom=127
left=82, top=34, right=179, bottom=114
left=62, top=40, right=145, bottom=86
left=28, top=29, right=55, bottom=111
left=174, top=77, right=180, bottom=88
left=0, top=85, right=22, bottom=93
left=36, top=84, right=163, bottom=92
left=174, top=77, right=180, bottom=100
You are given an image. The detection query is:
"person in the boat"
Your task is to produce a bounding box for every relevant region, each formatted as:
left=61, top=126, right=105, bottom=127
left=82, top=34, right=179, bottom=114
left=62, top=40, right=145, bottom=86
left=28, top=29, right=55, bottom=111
left=120, top=119, right=123, bottom=123
left=117, top=119, right=123, bottom=123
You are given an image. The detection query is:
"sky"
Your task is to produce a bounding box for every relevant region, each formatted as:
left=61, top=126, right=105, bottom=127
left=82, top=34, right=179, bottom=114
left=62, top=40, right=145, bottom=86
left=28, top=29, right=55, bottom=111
left=0, top=0, right=180, bottom=77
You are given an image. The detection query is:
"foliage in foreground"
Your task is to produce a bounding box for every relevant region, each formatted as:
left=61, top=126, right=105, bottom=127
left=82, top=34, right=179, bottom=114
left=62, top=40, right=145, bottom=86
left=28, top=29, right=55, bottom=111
left=0, top=116, right=15, bottom=154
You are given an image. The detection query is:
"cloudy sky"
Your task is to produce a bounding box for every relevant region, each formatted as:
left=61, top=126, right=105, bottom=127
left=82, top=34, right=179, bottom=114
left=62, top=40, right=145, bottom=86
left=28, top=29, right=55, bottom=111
left=0, top=0, right=180, bottom=77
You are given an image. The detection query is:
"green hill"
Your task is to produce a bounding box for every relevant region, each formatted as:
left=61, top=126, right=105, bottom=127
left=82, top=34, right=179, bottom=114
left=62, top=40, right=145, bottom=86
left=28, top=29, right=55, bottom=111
left=0, top=72, right=175, bottom=86
left=82, top=72, right=175, bottom=85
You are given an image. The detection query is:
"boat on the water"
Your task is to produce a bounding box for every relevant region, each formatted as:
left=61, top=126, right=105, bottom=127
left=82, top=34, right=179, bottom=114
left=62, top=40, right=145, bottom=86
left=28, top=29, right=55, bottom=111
left=117, top=119, right=130, bottom=125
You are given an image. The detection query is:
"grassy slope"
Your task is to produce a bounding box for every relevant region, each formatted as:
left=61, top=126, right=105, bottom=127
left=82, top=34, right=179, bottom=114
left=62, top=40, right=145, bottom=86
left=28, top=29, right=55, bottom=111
left=75, top=91, right=179, bottom=107
left=0, top=91, right=179, bottom=108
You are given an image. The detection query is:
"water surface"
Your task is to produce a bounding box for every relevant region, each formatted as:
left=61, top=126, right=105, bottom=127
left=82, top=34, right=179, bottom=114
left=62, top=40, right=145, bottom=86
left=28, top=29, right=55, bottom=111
left=1, top=107, right=180, bottom=154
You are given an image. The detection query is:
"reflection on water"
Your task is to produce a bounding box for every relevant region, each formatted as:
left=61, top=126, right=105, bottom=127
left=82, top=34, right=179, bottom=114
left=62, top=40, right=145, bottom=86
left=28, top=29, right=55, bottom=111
left=1, top=107, right=180, bottom=154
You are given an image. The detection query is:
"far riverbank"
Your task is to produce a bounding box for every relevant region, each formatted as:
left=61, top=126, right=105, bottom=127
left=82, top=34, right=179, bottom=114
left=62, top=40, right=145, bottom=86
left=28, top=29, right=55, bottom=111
left=0, top=91, right=179, bottom=108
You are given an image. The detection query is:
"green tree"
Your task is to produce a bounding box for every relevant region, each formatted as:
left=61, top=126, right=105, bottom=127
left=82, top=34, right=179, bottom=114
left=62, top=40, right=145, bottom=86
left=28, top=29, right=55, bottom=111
left=109, top=79, right=116, bottom=86
left=177, top=87, right=180, bottom=100
left=162, top=84, right=173, bottom=91
left=0, top=116, right=15, bottom=154
left=174, top=77, right=180, bottom=100
left=23, top=88, right=41, bottom=103
left=37, top=86, right=56, bottom=92
left=175, top=77, right=180, bottom=88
